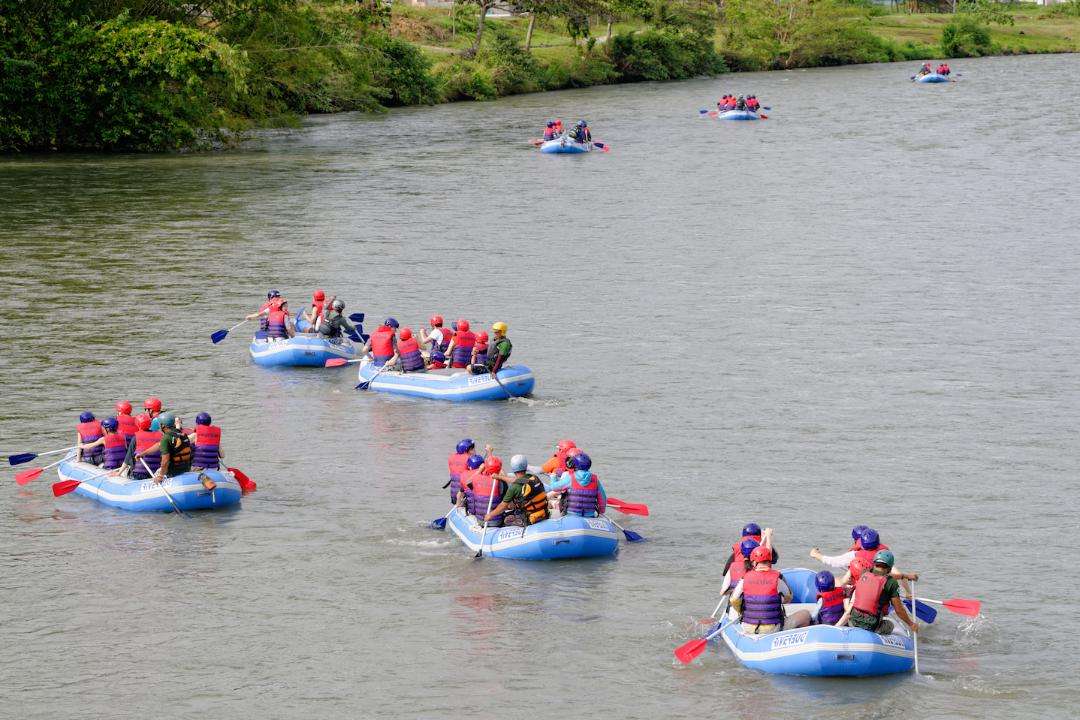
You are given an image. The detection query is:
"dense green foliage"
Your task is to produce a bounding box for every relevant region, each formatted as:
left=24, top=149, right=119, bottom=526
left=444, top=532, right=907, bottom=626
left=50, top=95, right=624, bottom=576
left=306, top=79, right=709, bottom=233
left=941, top=16, right=995, bottom=56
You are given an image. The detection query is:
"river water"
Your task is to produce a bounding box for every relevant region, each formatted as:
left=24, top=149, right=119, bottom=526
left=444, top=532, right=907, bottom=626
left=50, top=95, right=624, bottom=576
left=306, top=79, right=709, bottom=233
left=1, top=53, right=1078, bottom=719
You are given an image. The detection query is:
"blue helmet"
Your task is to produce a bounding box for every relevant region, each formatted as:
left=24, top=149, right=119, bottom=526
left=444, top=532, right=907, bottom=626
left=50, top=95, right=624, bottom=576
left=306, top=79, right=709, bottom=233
left=79, top=411, right=95, bottom=423
left=851, top=524, right=869, bottom=540
left=101, top=417, right=119, bottom=431
left=456, top=438, right=475, bottom=455
left=577, top=120, right=586, bottom=127
left=268, top=289, right=281, bottom=299
left=739, top=538, right=759, bottom=558
left=815, top=571, right=836, bottom=592
left=466, top=454, right=485, bottom=470
left=196, top=412, right=212, bottom=426
left=859, top=527, right=880, bottom=550
left=573, top=452, right=591, bottom=471
left=742, top=522, right=761, bottom=537
left=546, top=121, right=554, bottom=128
left=384, top=317, right=399, bottom=329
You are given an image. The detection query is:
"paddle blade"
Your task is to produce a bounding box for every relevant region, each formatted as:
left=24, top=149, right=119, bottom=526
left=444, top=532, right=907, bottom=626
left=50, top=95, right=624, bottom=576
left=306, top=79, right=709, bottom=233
left=621, top=528, right=645, bottom=543
left=759, top=114, right=768, bottom=120
left=325, top=358, right=349, bottom=367
left=607, top=497, right=650, bottom=516
left=7, top=452, right=37, bottom=466
left=227, top=467, right=257, bottom=493
left=51, top=480, right=81, bottom=497
left=14, top=467, right=44, bottom=485
left=674, top=638, right=708, bottom=665
left=904, top=598, right=938, bottom=624
left=431, top=517, right=448, bottom=530
left=943, top=598, right=981, bottom=617
left=211, top=329, right=229, bottom=344
left=348, top=313, right=365, bottom=323
left=707, top=111, right=718, bottom=118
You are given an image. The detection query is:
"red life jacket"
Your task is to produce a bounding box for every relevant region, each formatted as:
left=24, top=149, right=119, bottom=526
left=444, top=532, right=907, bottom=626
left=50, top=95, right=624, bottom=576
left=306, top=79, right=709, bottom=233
left=466, top=470, right=505, bottom=525
left=729, top=558, right=749, bottom=584
left=77, top=419, right=103, bottom=444
left=116, top=413, right=137, bottom=442
left=450, top=330, right=476, bottom=368
left=398, top=336, right=425, bottom=371
left=193, top=424, right=222, bottom=469
left=852, top=572, right=888, bottom=617
left=817, top=587, right=846, bottom=624
left=267, top=309, right=288, bottom=338
left=741, top=569, right=783, bottom=626
left=854, top=543, right=889, bottom=568
left=370, top=327, right=395, bottom=364
left=731, top=534, right=762, bottom=558
left=848, top=557, right=872, bottom=582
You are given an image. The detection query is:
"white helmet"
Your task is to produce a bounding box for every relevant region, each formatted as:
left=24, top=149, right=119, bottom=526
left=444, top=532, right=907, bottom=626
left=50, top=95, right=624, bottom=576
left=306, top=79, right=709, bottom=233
left=509, top=454, right=528, bottom=473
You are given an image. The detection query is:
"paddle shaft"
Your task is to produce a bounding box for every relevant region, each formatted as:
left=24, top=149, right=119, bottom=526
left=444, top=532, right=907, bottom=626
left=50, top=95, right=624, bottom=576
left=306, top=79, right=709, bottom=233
left=11, top=445, right=77, bottom=463
left=140, top=458, right=186, bottom=517
left=488, top=368, right=513, bottom=399
left=357, top=362, right=390, bottom=390
left=475, top=479, right=499, bottom=558
left=912, top=579, right=920, bottom=675
left=710, top=594, right=729, bottom=620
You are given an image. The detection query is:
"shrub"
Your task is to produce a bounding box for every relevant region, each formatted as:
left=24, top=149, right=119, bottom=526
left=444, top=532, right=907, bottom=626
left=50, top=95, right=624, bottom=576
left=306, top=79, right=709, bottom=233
left=941, top=16, right=994, bottom=57
left=608, top=30, right=725, bottom=82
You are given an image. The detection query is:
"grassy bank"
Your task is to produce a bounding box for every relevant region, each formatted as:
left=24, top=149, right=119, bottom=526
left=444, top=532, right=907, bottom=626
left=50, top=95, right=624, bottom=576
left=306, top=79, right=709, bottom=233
left=2, top=1, right=1077, bottom=152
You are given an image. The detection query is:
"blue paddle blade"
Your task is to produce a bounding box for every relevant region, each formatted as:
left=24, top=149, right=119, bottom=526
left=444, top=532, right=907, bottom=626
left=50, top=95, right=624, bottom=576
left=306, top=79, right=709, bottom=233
left=904, top=598, right=938, bottom=624
left=431, top=517, right=447, bottom=530
left=210, top=329, right=228, bottom=344
left=348, top=313, right=365, bottom=323
left=7, top=453, right=37, bottom=466
left=356, top=382, right=370, bottom=391
left=622, top=529, right=645, bottom=543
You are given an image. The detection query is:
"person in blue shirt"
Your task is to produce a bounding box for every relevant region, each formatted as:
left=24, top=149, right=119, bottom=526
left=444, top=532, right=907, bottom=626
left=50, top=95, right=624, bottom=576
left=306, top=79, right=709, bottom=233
left=547, top=452, right=606, bottom=517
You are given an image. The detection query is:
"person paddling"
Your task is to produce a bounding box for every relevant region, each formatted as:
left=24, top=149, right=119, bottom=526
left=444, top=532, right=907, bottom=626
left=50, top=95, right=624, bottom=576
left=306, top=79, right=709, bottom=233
left=719, top=538, right=760, bottom=594
left=300, top=289, right=327, bottom=332
left=543, top=121, right=557, bottom=141
left=395, top=327, right=427, bottom=372
left=362, top=318, right=399, bottom=367
left=75, top=411, right=104, bottom=465
left=265, top=299, right=295, bottom=339
left=484, top=454, right=550, bottom=527
left=455, top=453, right=487, bottom=507
left=318, top=299, right=356, bottom=341
left=548, top=452, right=606, bottom=517
left=153, top=412, right=213, bottom=490
left=189, top=412, right=224, bottom=471
left=813, top=571, right=848, bottom=626
left=420, top=315, right=450, bottom=369
left=729, top=545, right=811, bottom=634
left=448, top=438, right=475, bottom=503
left=246, top=290, right=283, bottom=333
left=541, top=439, right=576, bottom=475
left=460, top=451, right=506, bottom=527
left=115, top=400, right=137, bottom=446
left=835, top=550, right=918, bottom=636
left=470, top=321, right=511, bottom=375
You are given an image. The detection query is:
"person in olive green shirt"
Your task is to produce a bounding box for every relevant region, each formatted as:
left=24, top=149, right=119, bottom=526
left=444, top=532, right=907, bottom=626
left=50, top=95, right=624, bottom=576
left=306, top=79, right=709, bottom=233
left=471, top=321, right=512, bottom=375
left=837, top=550, right=918, bottom=635
left=483, top=454, right=549, bottom=527
left=153, top=412, right=215, bottom=490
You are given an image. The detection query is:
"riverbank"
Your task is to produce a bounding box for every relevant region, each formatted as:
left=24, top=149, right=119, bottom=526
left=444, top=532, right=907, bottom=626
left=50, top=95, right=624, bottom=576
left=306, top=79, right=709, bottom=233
left=2, top=1, right=1077, bottom=152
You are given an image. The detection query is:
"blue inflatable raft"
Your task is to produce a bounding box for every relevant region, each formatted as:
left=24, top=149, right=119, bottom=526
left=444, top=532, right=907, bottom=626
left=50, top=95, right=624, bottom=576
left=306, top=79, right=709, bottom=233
left=540, top=136, right=592, bottom=154
left=444, top=507, right=619, bottom=560
left=717, top=109, right=759, bottom=121
left=915, top=73, right=949, bottom=84
left=57, top=454, right=242, bottom=513
left=714, top=568, right=915, bottom=677
left=356, top=361, right=534, bottom=402
left=248, top=333, right=356, bottom=368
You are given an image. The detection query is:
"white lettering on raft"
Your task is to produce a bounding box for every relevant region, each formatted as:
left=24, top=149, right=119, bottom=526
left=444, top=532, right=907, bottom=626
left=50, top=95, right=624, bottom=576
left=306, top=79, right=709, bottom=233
left=496, top=527, right=524, bottom=542
left=771, top=631, right=808, bottom=650
left=881, top=635, right=907, bottom=648
left=586, top=518, right=610, bottom=530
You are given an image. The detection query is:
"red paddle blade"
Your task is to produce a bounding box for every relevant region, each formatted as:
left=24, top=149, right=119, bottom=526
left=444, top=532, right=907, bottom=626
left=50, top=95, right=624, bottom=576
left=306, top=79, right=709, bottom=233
left=944, top=598, right=981, bottom=616
left=674, top=638, right=708, bottom=665
left=607, top=497, right=651, bottom=517
left=51, top=480, right=81, bottom=497
left=227, top=467, right=257, bottom=493
left=324, top=358, right=349, bottom=367
left=15, top=467, right=44, bottom=485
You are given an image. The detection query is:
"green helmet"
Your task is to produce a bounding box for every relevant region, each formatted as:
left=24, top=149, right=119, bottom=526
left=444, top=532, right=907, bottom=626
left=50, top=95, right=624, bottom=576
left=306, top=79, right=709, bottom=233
left=874, top=550, right=895, bottom=568
left=157, top=411, right=177, bottom=430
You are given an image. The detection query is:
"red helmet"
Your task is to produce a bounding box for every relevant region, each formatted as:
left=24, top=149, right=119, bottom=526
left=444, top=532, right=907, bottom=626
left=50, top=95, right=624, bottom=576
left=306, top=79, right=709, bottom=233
left=313, top=289, right=325, bottom=301
left=429, top=314, right=443, bottom=327
left=565, top=447, right=581, bottom=457
left=486, top=456, right=502, bottom=473
left=143, top=396, right=162, bottom=413
left=749, top=546, right=772, bottom=564
left=476, top=331, right=489, bottom=344
left=115, top=400, right=132, bottom=415
left=457, top=318, right=470, bottom=332
left=135, top=413, right=152, bottom=431
left=400, top=327, right=413, bottom=341
left=556, top=439, right=576, bottom=454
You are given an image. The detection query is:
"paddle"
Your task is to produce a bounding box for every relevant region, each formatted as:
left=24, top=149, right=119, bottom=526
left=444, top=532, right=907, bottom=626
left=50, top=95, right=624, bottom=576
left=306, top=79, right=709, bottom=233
left=51, top=466, right=115, bottom=497
left=7, top=445, right=77, bottom=466
left=139, top=458, right=186, bottom=517
left=356, top=362, right=390, bottom=391
left=346, top=330, right=369, bottom=344
left=592, top=141, right=611, bottom=153
left=15, top=455, right=70, bottom=485
left=226, top=466, right=257, bottom=493
left=917, top=596, right=981, bottom=617
left=709, top=594, right=729, bottom=622
left=348, top=313, right=365, bottom=324
left=606, top=497, right=650, bottom=517
left=211, top=319, right=248, bottom=344
left=431, top=506, right=455, bottom=530
left=488, top=367, right=514, bottom=400
left=605, top=515, right=644, bottom=543
left=475, top=482, right=498, bottom=559
left=903, top=598, right=938, bottom=624
left=912, top=579, right=920, bottom=675
left=674, top=617, right=732, bottom=664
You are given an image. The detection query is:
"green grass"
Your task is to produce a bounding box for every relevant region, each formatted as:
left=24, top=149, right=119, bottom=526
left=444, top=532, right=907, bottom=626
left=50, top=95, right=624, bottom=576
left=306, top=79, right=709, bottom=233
left=870, top=7, right=1080, bottom=55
